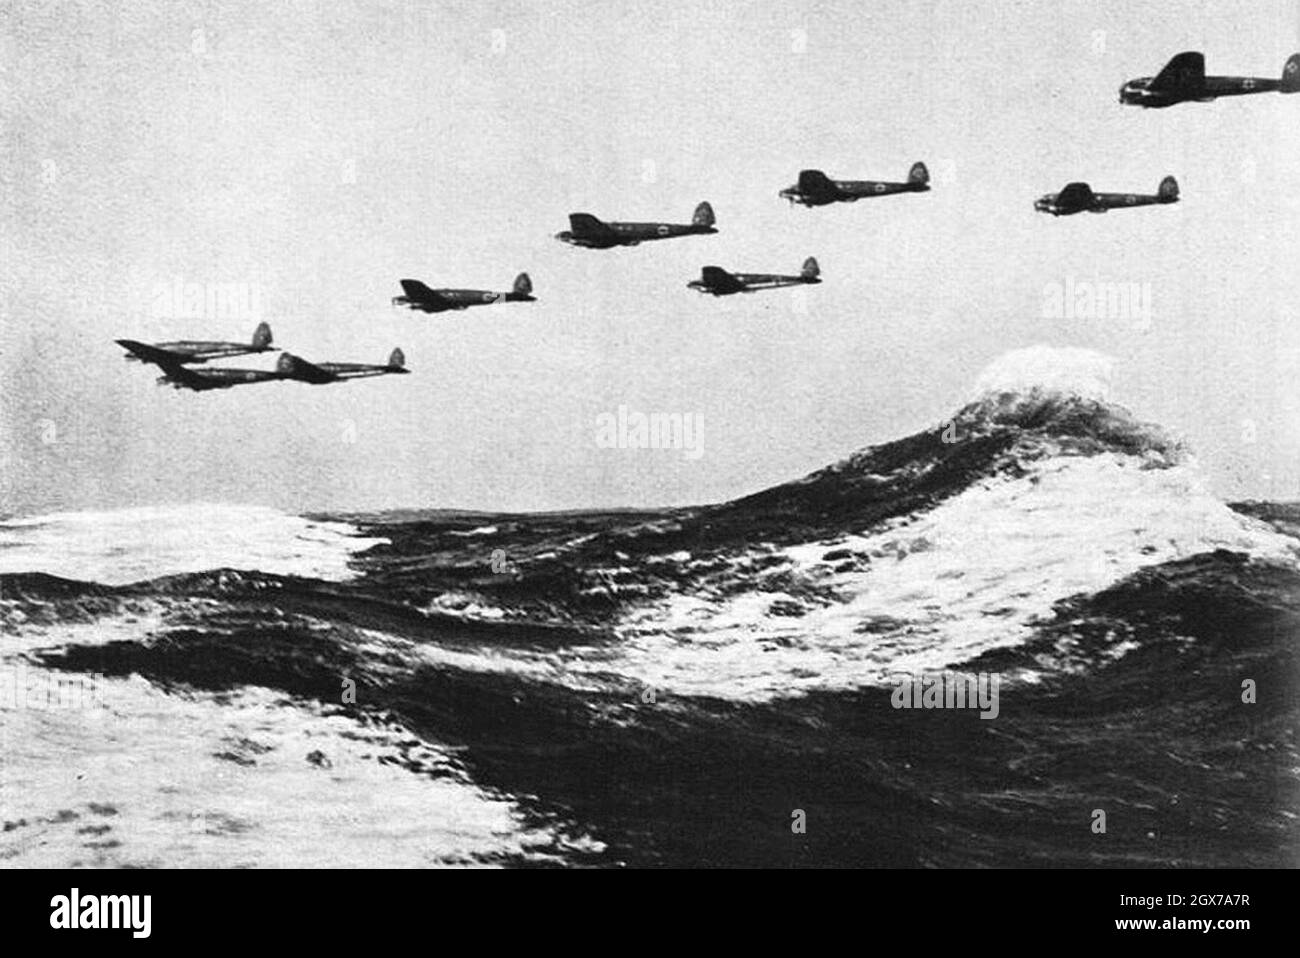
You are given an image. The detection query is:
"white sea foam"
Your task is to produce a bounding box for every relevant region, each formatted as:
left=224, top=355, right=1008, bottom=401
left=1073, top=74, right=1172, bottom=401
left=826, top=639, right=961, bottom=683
left=568, top=347, right=1298, bottom=702
left=972, top=344, right=1117, bottom=404
left=595, top=451, right=1298, bottom=702
left=0, top=614, right=602, bottom=866
left=0, top=668, right=600, bottom=867
left=0, top=503, right=385, bottom=585
left=286, top=347, right=1294, bottom=705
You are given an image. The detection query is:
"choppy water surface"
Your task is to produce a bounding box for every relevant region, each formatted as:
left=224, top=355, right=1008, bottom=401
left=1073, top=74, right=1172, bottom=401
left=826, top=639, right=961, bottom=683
left=3, top=390, right=1298, bottom=866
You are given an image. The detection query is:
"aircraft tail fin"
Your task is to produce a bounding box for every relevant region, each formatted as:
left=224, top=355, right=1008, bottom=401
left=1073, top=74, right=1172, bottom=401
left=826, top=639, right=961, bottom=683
left=252, top=321, right=273, bottom=349
left=1158, top=175, right=1179, bottom=202
left=512, top=272, right=532, bottom=296
left=275, top=353, right=297, bottom=376
left=1281, top=53, right=1300, bottom=92
left=692, top=202, right=716, bottom=228
left=801, top=257, right=820, bottom=281
left=908, top=162, right=930, bottom=186
left=388, top=347, right=406, bottom=370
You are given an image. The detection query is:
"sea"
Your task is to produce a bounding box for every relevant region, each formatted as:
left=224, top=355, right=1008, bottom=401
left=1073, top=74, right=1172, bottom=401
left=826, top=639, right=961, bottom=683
left=3, top=374, right=1298, bottom=867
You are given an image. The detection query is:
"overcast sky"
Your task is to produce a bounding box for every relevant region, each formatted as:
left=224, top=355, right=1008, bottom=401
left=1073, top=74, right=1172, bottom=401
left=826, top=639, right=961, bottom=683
left=3, top=0, right=1299, bottom=516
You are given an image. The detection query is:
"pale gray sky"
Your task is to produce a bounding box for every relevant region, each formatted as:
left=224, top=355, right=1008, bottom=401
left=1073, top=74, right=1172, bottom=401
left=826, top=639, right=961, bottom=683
left=3, top=0, right=1299, bottom=515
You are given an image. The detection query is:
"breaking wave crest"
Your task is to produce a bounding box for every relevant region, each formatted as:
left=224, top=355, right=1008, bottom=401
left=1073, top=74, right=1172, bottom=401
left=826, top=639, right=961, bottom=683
left=4, top=346, right=1298, bottom=866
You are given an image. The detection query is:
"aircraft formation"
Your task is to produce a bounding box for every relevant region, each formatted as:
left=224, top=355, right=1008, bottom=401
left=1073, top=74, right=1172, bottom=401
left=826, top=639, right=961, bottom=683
left=1025, top=50, right=1297, bottom=217
left=116, top=50, right=1297, bottom=393
left=117, top=325, right=406, bottom=391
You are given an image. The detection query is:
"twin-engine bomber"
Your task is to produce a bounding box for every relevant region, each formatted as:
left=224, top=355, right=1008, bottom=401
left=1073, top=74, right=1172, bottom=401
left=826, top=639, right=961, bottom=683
left=1120, top=51, right=1300, bottom=108
left=154, top=359, right=287, bottom=392
left=779, top=163, right=930, bottom=207
left=392, top=273, right=535, bottom=312
left=127, top=50, right=1295, bottom=392
left=276, top=349, right=410, bottom=386
left=115, top=322, right=275, bottom=366
left=555, top=202, right=717, bottom=248
left=1035, top=176, right=1180, bottom=216
left=688, top=257, right=822, bottom=296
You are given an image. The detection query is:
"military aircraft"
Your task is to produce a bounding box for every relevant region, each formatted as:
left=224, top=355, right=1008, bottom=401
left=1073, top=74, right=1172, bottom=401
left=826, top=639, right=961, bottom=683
left=1120, top=52, right=1300, bottom=108
left=279, top=348, right=409, bottom=384
left=116, top=322, right=275, bottom=366
left=154, top=348, right=407, bottom=391
left=779, top=163, right=929, bottom=207
left=392, top=274, right=534, bottom=313
left=1034, top=176, right=1179, bottom=216
left=688, top=257, right=822, bottom=296
left=155, top=353, right=293, bottom=392
left=555, top=202, right=717, bottom=248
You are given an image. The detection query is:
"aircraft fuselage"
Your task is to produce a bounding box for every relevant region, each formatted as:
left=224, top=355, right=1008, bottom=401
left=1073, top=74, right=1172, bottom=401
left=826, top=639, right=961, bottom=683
left=779, top=180, right=927, bottom=207
left=1120, top=74, right=1282, bottom=107
left=688, top=272, right=820, bottom=295
left=1034, top=190, right=1173, bottom=216
left=158, top=367, right=283, bottom=391
left=392, top=288, right=533, bottom=312
left=556, top=221, right=716, bottom=249
left=305, top=362, right=407, bottom=381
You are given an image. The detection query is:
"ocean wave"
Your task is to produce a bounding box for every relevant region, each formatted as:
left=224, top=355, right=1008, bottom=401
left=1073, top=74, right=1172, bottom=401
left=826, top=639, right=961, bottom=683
left=4, top=346, right=1298, bottom=866
left=0, top=504, right=386, bottom=586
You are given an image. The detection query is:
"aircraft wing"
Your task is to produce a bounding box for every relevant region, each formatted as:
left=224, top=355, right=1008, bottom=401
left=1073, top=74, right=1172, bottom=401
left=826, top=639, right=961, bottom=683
left=117, top=340, right=188, bottom=366
left=281, top=354, right=337, bottom=384
left=568, top=213, right=616, bottom=242
left=1057, top=182, right=1095, bottom=210
left=159, top=365, right=223, bottom=391
left=398, top=279, right=455, bottom=310
left=700, top=266, right=746, bottom=294
left=796, top=170, right=842, bottom=203
left=1150, top=51, right=1204, bottom=90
